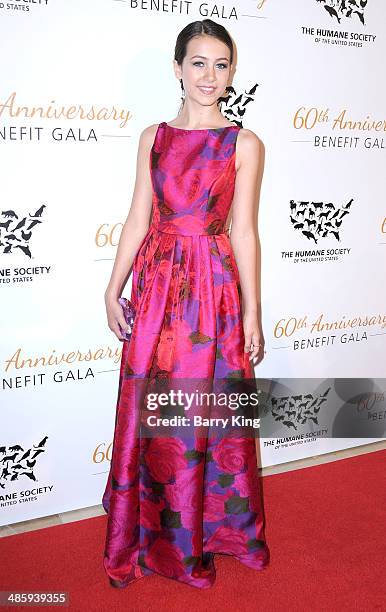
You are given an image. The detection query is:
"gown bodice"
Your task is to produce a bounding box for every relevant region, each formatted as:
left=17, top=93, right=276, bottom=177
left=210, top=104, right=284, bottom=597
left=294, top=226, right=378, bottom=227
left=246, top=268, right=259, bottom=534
left=149, top=121, right=240, bottom=236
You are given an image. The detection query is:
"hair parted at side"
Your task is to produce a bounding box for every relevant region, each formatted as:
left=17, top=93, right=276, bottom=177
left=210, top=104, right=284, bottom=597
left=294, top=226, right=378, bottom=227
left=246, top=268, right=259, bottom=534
left=174, top=19, right=234, bottom=111
left=174, top=19, right=234, bottom=66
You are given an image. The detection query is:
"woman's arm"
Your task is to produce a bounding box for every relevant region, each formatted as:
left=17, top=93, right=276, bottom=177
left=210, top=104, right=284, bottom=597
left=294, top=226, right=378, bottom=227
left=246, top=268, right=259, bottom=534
left=104, top=123, right=157, bottom=339
left=229, top=129, right=265, bottom=362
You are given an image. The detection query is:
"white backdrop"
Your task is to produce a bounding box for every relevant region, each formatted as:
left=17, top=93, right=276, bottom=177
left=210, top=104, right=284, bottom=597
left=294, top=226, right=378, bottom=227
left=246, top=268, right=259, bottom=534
left=1, top=0, right=385, bottom=525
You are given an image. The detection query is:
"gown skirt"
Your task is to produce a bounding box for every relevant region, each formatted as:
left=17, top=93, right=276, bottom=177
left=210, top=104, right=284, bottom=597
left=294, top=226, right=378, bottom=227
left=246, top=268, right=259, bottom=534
left=102, top=121, right=270, bottom=589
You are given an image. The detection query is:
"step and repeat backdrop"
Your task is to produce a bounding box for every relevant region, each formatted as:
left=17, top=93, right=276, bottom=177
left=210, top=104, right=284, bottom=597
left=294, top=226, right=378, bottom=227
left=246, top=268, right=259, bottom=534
left=1, top=0, right=385, bottom=525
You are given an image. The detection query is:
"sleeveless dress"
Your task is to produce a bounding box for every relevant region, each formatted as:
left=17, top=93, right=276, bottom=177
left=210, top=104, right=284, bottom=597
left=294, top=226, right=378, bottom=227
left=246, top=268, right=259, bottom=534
left=102, top=121, right=270, bottom=589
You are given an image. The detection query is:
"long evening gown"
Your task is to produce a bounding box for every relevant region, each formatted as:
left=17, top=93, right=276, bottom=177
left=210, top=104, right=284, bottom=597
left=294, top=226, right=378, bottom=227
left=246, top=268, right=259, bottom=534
left=102, top=121, right=270, bottom=589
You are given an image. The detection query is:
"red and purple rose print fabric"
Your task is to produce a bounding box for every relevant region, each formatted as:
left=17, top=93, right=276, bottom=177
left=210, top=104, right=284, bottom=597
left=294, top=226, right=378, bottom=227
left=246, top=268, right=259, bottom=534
left=102, top=122, right=270, bottom=588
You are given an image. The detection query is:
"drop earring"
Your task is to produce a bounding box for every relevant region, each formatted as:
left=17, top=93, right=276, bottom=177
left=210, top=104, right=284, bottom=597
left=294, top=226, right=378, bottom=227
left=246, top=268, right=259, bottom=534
left=180, top=79, right=185, bottom=102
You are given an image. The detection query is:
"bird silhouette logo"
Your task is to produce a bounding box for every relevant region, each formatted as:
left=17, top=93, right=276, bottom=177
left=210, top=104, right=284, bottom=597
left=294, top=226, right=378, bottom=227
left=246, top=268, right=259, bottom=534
left=315, top=0, right=369, bottom=26
left=217, top=83, right=259, bottom=128
left=289, top=197, right=353, bottom=244
left=0, top=204, right=46, bottom=258
left=0, top=436, right=48, bottom=488
left=268, top=388, right=331, bottom=431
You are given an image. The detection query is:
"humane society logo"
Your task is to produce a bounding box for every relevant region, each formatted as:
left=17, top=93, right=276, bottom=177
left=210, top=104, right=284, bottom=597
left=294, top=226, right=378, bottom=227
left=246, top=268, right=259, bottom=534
left=282, top=196, right=355, bottom=264
left=264, top=382, right=386, bottom=448
left=302, top=0, right=376, bottom=48
left=266, top=386, right=332, bottom=432
left=315, top=0, right=369, bottom=26
left=0, top=204, right=51, bottom=286
left=0, top=204, right=46, bottom=258
left=0, top=437, right=52, bottom=508
left=289, top=197, right=354, bottom=244
left=260, top=385, right=331, bottom=452
left=0, top=437, right=48, bottom=488
left=218, top=82, right=259, bottom=128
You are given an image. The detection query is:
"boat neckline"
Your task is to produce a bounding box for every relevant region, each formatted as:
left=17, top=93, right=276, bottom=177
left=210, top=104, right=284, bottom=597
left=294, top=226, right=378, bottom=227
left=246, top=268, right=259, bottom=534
left=164, top=121, right=237, bottom=132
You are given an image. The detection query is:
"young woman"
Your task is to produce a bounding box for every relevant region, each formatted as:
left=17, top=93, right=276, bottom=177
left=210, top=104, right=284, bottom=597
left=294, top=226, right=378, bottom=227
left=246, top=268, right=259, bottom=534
left=102, top=18, right=270, bottom=589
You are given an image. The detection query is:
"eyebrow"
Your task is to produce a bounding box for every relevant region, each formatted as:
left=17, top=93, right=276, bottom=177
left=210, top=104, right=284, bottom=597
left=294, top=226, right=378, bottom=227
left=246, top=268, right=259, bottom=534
left=190, top=55, right=229, bottom=61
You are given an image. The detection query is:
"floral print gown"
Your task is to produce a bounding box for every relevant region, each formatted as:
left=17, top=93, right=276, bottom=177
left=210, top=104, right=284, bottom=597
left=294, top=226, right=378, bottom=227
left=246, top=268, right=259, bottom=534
left=102, top=121, right=270, bottom=589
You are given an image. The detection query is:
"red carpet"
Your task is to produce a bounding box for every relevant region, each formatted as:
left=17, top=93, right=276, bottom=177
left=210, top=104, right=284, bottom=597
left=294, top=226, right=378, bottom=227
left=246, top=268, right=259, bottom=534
left=1, top=449, right=385, bottom=612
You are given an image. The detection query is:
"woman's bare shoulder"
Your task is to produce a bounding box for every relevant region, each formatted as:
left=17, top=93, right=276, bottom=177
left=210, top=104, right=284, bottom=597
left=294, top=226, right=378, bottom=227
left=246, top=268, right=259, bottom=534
left=139, top=122, right=161, bottom=142
left=237, top=126, right=263, bottom=149
left=235, top=127, right=264, bottom=172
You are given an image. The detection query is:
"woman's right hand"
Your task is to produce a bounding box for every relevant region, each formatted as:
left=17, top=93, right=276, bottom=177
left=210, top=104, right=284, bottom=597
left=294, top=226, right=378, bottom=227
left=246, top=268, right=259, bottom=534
left=105, top=293, right=131, bottom=341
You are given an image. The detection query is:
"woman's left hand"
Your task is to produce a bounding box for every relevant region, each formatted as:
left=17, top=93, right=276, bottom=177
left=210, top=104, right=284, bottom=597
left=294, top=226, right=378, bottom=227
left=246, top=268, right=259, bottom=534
left=243, top=312, right=266, bottom=363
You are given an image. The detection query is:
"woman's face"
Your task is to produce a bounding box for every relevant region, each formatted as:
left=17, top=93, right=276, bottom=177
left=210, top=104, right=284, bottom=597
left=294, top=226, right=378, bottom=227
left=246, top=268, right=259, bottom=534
left=176, top=34, right=232, bottom=105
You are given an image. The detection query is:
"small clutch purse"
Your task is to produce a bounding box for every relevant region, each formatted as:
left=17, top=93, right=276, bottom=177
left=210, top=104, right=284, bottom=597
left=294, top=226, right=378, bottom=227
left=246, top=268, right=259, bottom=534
left=118, top=297, right=136, bottom=341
